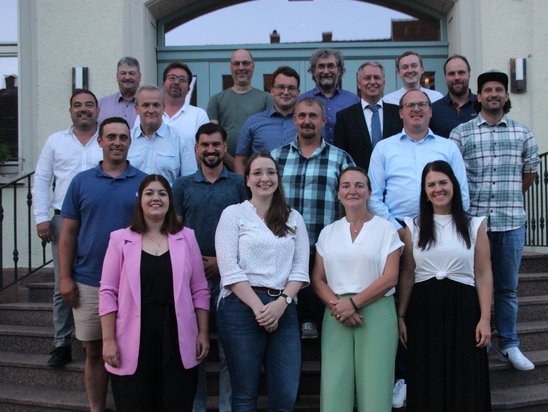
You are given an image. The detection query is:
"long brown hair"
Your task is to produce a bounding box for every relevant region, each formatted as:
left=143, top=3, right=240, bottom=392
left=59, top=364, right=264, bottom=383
left=130, top=174, right=183, bottom=235
left=417, top=161, right=471, bottom=250
left=244, top=153, right=294, bottom=237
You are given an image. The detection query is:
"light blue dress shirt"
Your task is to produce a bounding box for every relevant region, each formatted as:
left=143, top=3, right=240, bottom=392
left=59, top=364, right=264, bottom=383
left=129, top=122, right=197, bottom=186
left=368, top=129, right=470, bottom=230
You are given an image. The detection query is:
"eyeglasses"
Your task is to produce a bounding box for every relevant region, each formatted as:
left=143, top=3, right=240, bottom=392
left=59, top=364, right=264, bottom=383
left=315, top=63, right=338, bottom=71
left=231, top=60, right=253, bottom=67
left=250, top=169, right=277, bottom=178
left=402, top=101, right=430, bottom=110
left=166, top=74, right=189, bottom=83
left=272, top=84, right=299, bottom=93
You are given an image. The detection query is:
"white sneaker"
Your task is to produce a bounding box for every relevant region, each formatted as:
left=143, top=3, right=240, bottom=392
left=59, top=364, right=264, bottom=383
left=392, top=379, right=406, bottom=408
left=498, top=347, right=535, bottom=371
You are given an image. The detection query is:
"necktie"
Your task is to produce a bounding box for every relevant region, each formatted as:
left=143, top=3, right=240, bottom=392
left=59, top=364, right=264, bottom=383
left=368, top=104, right=382, bottom=147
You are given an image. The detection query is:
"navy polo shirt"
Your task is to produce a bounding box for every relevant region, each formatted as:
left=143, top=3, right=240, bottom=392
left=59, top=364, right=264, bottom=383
left=430, top=91, right=478, bottom=138
left=172, top=167, right=247, bottom=257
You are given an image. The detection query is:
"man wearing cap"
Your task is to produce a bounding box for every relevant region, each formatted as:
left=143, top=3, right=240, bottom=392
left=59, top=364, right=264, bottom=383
left=450, top=71, right=539, bottom=371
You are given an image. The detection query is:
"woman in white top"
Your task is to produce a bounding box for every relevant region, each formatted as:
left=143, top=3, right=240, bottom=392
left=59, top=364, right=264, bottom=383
left=215, top=153, right=310, bottom=411
left=312, top=167, right=403, bottom=412
left=398, top=160, right=493, bottom=412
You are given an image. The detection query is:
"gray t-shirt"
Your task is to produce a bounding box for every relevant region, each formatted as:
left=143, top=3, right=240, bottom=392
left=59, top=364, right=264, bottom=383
left=207, top=88, right=273, bottom=155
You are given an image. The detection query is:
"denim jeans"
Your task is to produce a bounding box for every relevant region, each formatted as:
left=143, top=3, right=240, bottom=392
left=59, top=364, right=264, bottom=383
left=52, top=214, right=74, bottom=348
left=488, top=225, right=525, bottom=349
left=217, top=292, right=301, bottom=412
left=193, top=279, right=231, bottom=412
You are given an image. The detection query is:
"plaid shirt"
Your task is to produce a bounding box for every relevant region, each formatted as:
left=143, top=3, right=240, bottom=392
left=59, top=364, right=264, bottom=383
left=272, top=139, right=355, bottom=245
left=450, top=114, right=539, bottom=232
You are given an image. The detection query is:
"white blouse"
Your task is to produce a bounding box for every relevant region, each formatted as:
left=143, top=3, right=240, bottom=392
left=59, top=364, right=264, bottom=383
left=215, top=201, right=310, bottom=298
left=316, top=215, right=403, bottom=296
left=405, top=215, right=486, bottom=287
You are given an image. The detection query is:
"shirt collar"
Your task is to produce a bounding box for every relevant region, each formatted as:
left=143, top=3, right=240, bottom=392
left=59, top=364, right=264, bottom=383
left=361, top=99, right=384, bottom=111
left=399, top=128, right=436, bottom=143
left=94, top=161, right=136, bottom=179
left=477, top=113, right=508, bottom=127
left=193, top=166, right=229, bottom=183
left=116, top=92, right=136, bottom=104
left=291, top=137, right=327, bottom=158
left=135, top=122, right=168, bottom=139
left=312, top=86, right=341, bottom=98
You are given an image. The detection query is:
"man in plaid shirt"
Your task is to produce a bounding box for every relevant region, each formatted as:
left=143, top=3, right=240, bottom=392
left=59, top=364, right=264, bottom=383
left=450, top=70, right=539, bottom=371
left=272, top=97, right=355, bottom=339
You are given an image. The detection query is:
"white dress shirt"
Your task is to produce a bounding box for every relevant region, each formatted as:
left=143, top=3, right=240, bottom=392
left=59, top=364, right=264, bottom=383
left=361, top=99, right=385, bottom=140
left=32, top=127, right=102, bottom=224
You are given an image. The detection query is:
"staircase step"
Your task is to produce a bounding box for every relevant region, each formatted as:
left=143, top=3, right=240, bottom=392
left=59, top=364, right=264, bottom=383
left=0, top=382, right=115, bottom=411
left=492, top=383, right=548, bottom=411
left=519, top=273, right=548, bottom=297
left=25, top=282, right=53, bottom=304
left=0, top=351, right=85, bottom=391
left=518, top=295, right=548, bottom=322
left=520, top=253, right=548, bottom=274
left=492, top=320, right=548, bottom=353
left=0, top=302, right=52, bottom=326
left=489, top=349, right=548, bottom=390
left=0, top=325, right=84, bottom=358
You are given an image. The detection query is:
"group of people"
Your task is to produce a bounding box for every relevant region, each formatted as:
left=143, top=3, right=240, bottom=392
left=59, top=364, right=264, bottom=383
left=32, top=46, right=539, bottom=412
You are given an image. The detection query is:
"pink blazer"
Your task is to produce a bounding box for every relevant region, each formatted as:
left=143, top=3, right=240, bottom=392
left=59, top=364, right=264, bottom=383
left=99, top=227, right=210, bottom=375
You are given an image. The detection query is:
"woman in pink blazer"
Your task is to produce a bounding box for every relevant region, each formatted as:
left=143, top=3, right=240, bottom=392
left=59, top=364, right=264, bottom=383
left=99, top=174, right=210, bottom=411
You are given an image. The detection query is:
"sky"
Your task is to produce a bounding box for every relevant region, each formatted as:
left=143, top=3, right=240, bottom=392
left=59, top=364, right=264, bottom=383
left=0, top=0, right=411, bottom=87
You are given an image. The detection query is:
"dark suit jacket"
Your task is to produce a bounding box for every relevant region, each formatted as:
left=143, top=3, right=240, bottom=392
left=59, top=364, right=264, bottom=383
left=334, top=101, right=402, bottom=171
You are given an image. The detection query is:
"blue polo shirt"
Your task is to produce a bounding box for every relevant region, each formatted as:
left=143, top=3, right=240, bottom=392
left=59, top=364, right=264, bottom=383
left=236, top=107, right=297, bottom=156
left=172, top=167, right=247, bottom=256
left=62, top=163, right=147, bottom=287
left=430, top=91, right=478, bottom=138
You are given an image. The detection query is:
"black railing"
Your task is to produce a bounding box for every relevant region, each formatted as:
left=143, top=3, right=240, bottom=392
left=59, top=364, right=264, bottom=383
left=525, top=152, right=548, bottom=247
left=0, top=172, right=51, bottom=291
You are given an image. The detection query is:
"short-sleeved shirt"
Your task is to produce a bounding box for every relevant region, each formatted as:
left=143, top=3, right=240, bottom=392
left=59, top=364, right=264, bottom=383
left=236, top=107, right=296, bottom=156
left=298, top=87, right=360, bottom=144
left=316, top=215, right=403, bottom=296
left=172, top=167, right=247, bottom=256
left=449, top=114, right=540, bottom=231
left=98, top=92, right=137, bottom=127
left=61, top=163, right=147, bottom=286
left=272, top=139, right=355, bottom=245
left=430, top=92, right=477, bottom=138
left=207, top=88, right=273, bottom=155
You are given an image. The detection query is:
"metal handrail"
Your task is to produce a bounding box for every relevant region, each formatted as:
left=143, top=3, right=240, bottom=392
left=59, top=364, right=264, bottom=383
left=0, top=172, right=51, bottom=292
left=525, top=152, right=548, bottom=247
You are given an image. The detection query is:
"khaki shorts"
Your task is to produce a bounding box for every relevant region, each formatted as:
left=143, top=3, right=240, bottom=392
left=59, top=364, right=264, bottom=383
left=72, top=282, right=101, bottom=342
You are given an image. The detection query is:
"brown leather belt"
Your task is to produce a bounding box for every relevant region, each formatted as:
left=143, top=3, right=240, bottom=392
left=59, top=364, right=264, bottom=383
left=251, top=287, right=283, bottom=297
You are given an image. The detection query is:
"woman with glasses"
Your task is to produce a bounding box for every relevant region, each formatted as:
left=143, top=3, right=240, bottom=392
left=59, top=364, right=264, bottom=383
left=215, top=153, right=310, bottom=411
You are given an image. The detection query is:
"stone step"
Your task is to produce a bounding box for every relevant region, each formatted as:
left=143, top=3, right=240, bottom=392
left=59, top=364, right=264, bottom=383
left=0, top=325, right=84, bottom=358
left=0, top=382, right=115, bottom=411
left=0, top=351, right=85, bottom=391
left=520, top=253, right=548, bottom=274
left=25, top=282, right=53, bottom=304
left=489, top=349, right=548, bottom=390
left=492, top=383, right=548, bottom=411
left=0, top=302, right=52, bottom=326
left=518, top=295, right=548, bottom=322
left=519, top=273, right=548, bottom=297
left=492, top=320, right=548, bottom=353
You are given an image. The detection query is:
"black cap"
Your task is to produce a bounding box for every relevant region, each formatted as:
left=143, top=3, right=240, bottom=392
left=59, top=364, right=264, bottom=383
left=477, top=70, right=508, bottom=92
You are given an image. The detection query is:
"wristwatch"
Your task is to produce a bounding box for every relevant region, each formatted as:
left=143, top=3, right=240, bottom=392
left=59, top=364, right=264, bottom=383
left=280, top=293, right=293, bottom=305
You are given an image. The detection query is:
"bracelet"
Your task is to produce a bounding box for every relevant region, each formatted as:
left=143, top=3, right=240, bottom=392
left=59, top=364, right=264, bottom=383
left=349, top=297, right=359, bottom=311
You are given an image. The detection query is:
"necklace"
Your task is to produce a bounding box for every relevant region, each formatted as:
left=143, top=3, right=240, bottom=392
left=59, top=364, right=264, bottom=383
left=434, top=215, right=452, bottom=245
left=145, top=233, right=166, bottom=256
left=348, top=218, right=367, bottom=234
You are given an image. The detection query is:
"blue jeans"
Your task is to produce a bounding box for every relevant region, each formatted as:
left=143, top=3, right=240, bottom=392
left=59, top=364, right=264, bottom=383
left=488, top=225, right=525, bottom=349
left=52, top=214, right=74, bottom=348
left=217, top=292, right=301, bottom=412
left=193, top=279, right=231, bottom=412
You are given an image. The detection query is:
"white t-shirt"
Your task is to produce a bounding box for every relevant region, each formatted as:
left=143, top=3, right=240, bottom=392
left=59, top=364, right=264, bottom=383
left=316, top=215, right=403, bottom=296
left=383, top=86, right=443, bottom=106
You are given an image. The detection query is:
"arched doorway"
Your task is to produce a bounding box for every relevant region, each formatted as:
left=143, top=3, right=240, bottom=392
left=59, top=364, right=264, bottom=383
left=151, top=0, right=450, bottom=109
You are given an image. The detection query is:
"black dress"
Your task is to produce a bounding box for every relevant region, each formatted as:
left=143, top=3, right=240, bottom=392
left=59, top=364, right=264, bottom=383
left=110, top=250, right=198, bottom=412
